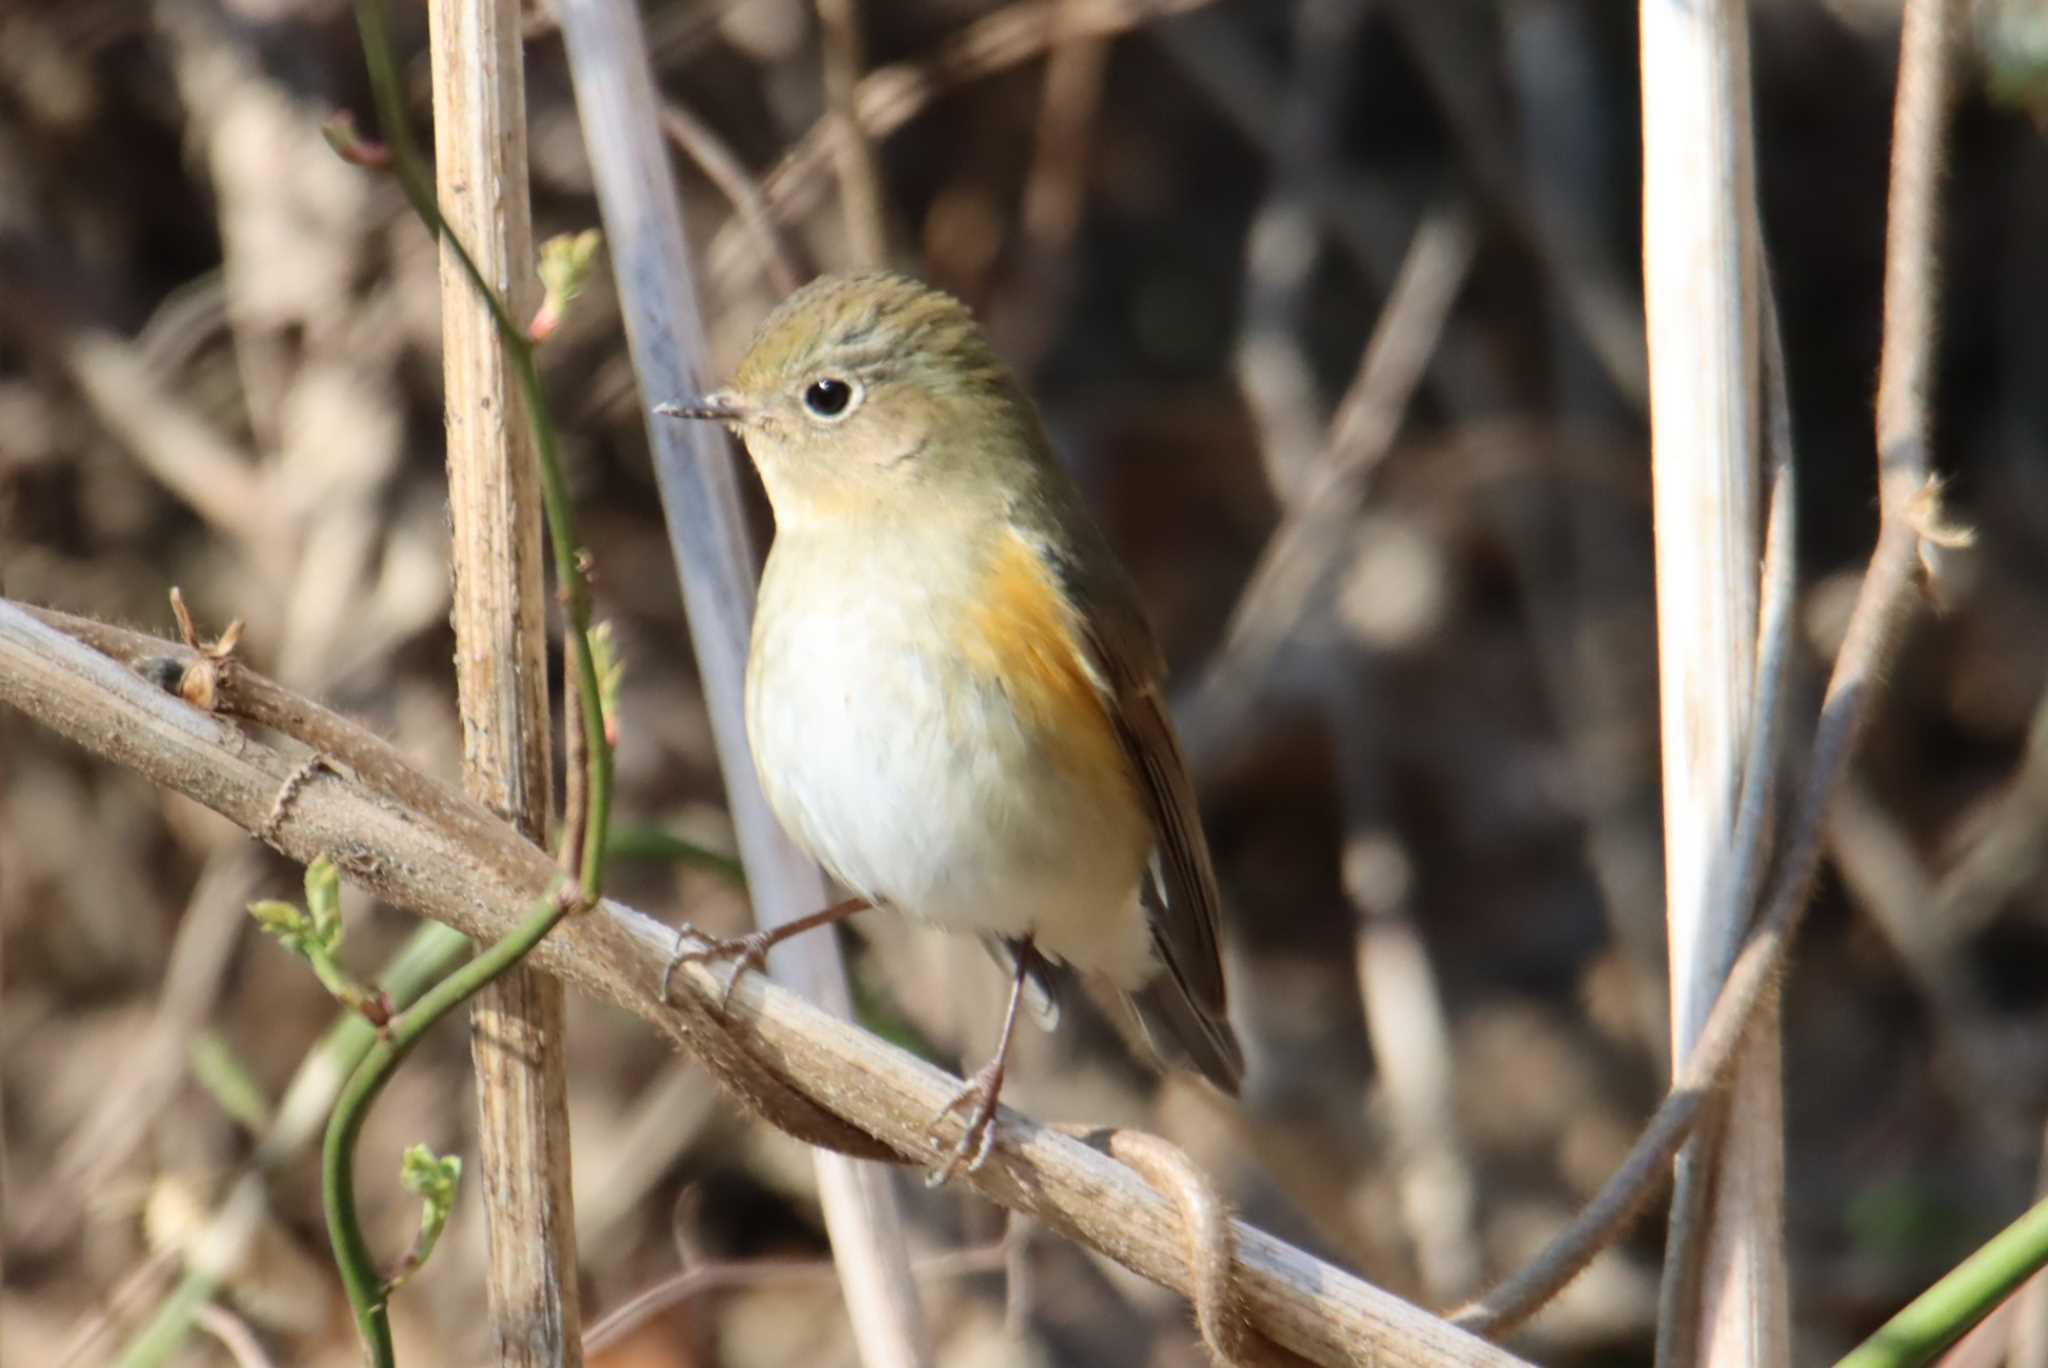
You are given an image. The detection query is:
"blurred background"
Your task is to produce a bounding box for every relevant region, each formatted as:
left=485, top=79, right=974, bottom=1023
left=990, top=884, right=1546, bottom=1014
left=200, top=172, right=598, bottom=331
left=6, top=0, right=2048, bottom=1363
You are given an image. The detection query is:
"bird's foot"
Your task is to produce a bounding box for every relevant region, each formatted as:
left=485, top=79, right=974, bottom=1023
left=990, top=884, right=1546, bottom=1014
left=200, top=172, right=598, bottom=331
left=925, top=1054, right=1008, bottom=1186
left=660, top=899, right=875, bottom=1012
left=661, top=928, right=775, bottom=1012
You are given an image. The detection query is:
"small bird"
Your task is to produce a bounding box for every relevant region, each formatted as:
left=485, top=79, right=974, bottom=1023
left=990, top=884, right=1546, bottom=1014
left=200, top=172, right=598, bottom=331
left=659, top=272, right=1243, bottom=1179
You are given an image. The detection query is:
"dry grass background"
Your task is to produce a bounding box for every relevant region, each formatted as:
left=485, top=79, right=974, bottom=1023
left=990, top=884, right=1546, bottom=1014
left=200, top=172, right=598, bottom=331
left=4, top=0, right=2048, bottom=1363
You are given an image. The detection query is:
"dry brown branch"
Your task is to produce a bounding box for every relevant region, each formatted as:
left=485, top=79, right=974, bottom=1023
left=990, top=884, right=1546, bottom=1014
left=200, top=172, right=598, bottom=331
left=984, top=0, right=1114, bottom=363
left=427, top=0, right=583, bottom=1359
left=34, top=850, right=262, bottom=1240
left=191, top=1302, right=276, bottom=1368
left=1934, top=688, right=2048, bottom=940
left=705, top=0, right=1216, bottom=290
left=1179, top=201, right=1477, bottom=777
left=1342, top=823, right=1479, bottom=1303
left=658, top=101, right=806, bottom=294
left=1381, top=0, right=1648, bottom=409
left=815, top=0, right=889, bottom=266
left=583, top=1225, right=1024, bottom=1356
left=1019, top=3, right=1111, bottom=257
left=58, top=326, right=269, bottom=543
left=55, top=1249, right=181, bottom=1368
left=1, top=600, right=1526, bottom=1368
left=1229, top=0, right=1365, bottom=503
left=1449, top=0, right=1966, bottom=1338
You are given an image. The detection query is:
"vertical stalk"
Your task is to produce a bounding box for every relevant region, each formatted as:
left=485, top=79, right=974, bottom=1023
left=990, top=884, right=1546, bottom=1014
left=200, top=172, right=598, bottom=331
left=428, top=0, right=584, bottom=1361
left=1638, top=0, right=1787, bottom=1361
left=551, top=2, right=930, bottom=1364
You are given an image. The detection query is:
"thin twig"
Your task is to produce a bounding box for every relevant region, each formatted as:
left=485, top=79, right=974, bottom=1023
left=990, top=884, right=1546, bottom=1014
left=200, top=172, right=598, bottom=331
left=60, top=1250, right=179, bottom=1368
left=1342, top=818, right=1479, bottom=1303
left=815, top=0, right=889, bottom=266
left=316, top=2, right=618, bottom=1357
left=36, top=850, right=261, bottom=1241
left=582, top=1231, right=1023, bottom=1355
left=705, top=0, right=1217, bottom=290
left=2006, top=1126, right=2048, bottom=1368
left=57, top=326, right=269, bottom=543
left=986, top=0, right=1114, bottom=363
left=1933, top=688, right=2048, bottom=941
left=1381, top=0, right=1648, bottom=408
left=1229, top=0, right=1360, bottom=502
left=190, top=1303, right=277, bottom=1368
left=1019, top=0, right=1111, bottom=258
left=658, top=101, right=806, bottom=294
left=1178, top=202, right=1477, bottom=777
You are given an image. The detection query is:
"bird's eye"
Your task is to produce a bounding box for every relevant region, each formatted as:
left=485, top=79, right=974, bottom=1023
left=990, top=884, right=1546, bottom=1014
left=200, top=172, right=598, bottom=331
left=802, top=377, right=856, bottom=420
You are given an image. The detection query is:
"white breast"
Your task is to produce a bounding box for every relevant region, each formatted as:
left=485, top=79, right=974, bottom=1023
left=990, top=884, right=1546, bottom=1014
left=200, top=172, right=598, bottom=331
left=743, top=530, right=1157, bottom=988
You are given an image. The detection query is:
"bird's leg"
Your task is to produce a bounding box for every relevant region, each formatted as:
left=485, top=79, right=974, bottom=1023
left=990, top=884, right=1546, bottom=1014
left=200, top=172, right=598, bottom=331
left=927, top=941, right=1036, bottom=1185
left=662, top=897, right=872, bottom=1010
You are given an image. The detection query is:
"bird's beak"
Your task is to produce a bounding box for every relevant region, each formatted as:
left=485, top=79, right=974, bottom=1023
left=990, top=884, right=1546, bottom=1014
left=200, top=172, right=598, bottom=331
left=655, top=389, right=748, bottom=423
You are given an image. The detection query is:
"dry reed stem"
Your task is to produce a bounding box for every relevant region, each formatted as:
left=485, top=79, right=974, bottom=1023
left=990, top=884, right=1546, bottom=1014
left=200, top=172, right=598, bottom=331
left=427, top=0, right=583, bottom=1359
left=1635, top=0, right=1785, bottom=1357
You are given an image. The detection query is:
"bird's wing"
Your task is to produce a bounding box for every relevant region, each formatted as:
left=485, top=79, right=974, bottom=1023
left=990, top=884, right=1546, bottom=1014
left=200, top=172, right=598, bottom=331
left=1048, top=531, right=1243, bottom=1090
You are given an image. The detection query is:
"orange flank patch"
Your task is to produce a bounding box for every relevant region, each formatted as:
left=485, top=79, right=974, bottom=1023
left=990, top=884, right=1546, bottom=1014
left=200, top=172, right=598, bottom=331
left=965, top=532, right=1135, bottom=805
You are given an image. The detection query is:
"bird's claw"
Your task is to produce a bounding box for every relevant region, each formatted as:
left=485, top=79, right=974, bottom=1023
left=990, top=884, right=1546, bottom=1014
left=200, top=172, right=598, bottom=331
left=661, top=929, right=774, bottom=1012
left=925, top=1060, right=1004, bottom=1186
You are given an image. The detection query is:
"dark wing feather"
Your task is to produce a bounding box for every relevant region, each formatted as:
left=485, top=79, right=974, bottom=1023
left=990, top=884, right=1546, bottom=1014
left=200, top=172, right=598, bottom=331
left=1109, top=678, right=1228, bottom=1012
left=1102, top=678, right=1244, bottom=1091
left=1054, top=538, right=1244, bottom=1092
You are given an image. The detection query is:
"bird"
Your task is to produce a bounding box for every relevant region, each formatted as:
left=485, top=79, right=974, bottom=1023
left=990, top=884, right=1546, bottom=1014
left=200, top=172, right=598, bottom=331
left=658, top=271, right=1243, bottom=1180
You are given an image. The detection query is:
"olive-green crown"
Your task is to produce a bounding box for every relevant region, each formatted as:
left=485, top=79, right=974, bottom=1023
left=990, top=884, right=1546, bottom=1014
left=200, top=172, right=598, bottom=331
left=733, top=272, right=1012, bottom=398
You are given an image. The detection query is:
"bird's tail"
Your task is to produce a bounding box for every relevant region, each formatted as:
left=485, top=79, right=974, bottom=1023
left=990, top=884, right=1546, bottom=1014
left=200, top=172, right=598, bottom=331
left=1121, top=975, right=1245, bottom=1096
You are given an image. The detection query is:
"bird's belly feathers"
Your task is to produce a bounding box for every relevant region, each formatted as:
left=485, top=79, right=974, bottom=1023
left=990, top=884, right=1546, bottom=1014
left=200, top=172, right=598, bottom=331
left=746, top=537, right=1157, bottom=987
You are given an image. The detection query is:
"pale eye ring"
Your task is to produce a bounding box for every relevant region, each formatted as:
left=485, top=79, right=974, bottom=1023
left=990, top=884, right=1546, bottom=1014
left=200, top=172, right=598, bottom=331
left=801, top=376, right=859, bottom=421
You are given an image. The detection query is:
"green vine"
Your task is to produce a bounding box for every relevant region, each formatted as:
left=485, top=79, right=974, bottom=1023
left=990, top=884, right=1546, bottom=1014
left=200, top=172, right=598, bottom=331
left=293, top=2, right=624, bottom=1361
left=1837, top=1194, right=2048, bottom=1368
left=322, top=888, right=578, bottom=1365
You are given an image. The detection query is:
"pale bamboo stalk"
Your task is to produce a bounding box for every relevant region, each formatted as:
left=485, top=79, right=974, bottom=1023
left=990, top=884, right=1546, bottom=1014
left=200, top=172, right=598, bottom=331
left=427, top=1, right=583, bottom=1362
left=549, top=2, right=929, bottom=1365
left=1638, top=1, right=1786, bottom=1362
left=0, top=598, right=1531, bottom=1368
